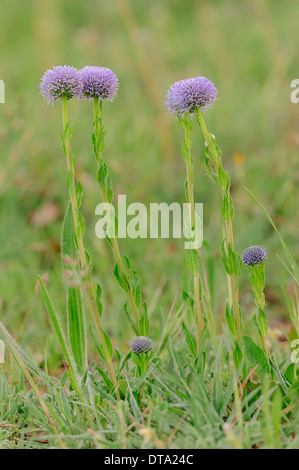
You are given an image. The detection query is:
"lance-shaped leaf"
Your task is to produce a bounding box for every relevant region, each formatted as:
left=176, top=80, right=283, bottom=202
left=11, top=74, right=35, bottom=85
left=62, top=203, right=87, bottom=376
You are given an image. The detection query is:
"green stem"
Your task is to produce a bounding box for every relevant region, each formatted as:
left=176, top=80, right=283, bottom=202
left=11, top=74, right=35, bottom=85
left=258, top=295, right=269, bottom=358
left=197, top=108, right=241, bottom=341
left=62, top=97, right=120, bottom=400
left=183, top=114, right=203, bottom=352
left=62, top=99, right=87, bottom=268
left=227, top=220, right=242, bottom=340
left=93, top=98, right=141, bottom=332
left=250, top=263, right=269, bottom=357
left=201, top=260, right=217, bottom=346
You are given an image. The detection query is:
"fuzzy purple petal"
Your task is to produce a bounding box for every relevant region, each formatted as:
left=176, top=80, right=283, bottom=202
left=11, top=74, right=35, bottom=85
left=242, top=246, right=267, bottom=266
left=40, top=66, right=83, bottom=104
left=131, top=336, right=153, bottom=354
left=166, top=76, right=217, bottom=115
left=79, top=66, right=119, bottom=101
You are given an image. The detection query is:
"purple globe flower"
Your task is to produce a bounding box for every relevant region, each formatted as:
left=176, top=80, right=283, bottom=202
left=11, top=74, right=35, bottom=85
left=242, top=246, right=267, bottom=266
left=166, top=76, right=217, bottom=115
left=79, top=66, right=119, bottom=101
left=131, top=336, right=153, bottom=354
left=40, top=66, right=83, bottom=104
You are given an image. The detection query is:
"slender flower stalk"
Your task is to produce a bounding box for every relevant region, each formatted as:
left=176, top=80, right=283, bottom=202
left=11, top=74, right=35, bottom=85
left=166, top=77, right=217, bottom=353
left=181, top=113, right=203, bottom=352
left=242, top=246, right=269, bottom=357
left=93, top=98, right=141, bottom=331
left=196, top=106, right=242, bottom=342
left=166, top=77, right=218, bottom=352
left=61, top=98, right=120, bottom=399
left=78, top=66, right=143, bottom=335
left=201, top=258, right=217, bottom=346
left=40, top=66, right=119, bottom=399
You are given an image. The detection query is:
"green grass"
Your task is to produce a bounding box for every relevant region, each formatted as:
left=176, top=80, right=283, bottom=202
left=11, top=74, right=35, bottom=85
left=0, top=0, right=299, bottom=449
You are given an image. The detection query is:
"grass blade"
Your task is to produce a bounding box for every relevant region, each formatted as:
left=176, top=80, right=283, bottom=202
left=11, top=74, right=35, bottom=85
left=245, top=187, right=299, bottom=285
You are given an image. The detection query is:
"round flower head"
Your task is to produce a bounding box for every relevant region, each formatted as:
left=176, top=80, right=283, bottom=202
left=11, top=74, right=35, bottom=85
left=40, top=66, right=83, bottom=104
left=166, top=76, right=217, bottom=115
left=79, top=66, right=119, bottom=101
left=131, top=336, right=153, bottom=354
left=242, top=246, right=267, bottom=266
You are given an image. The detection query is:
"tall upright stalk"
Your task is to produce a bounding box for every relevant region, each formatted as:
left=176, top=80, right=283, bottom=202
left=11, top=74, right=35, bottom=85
left=180, top=113, right=203, bottom=352
left=165, top=76, right=218, bottom=350
left=242, top=246, right=269, bottom=357
left=92, top=97, right=142, bottom=333
left=196, top=108, right=242, bottom=341
left=62, top=97, right=120, bottom=399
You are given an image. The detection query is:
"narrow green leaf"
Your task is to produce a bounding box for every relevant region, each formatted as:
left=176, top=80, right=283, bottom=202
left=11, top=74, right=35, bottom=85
left=126, top=378, right=143, bottom=423
left=76, top=211, right=85, bottom=238
left=76, top=182, right=84, bottom=209
left=257, top=308, right=268, bottom=338
left=225, top=304, right=237, bottom=337
left=61, top=202, right=76, bottom=260
left=62, top=204, right=87, bottom=376
left=182, top=322, right=197, bottom=358
left=242, top=336, right=271, bottom=379
left=96, top=283, right=103, bottom=317
left=213, top=341, right=223, bottom=414
left=186, top=249, right=199, bottom=274
left=284, top=363, right=296, bottom=385
left=114, top=263, right=130, bottom=293
left=101, top=328, right=113, bottom=361
left=97, top=367, right=114, bottom=393
left=38, top=277, right=71, bottom=365
left=67, top=287, right=87, bottom=375
left=182, top=290, right=194, bottom=310
left=139, top=308, right=150, bottom=337
left=272, top=388, right=282, bottom=449
left=233, top=341, right=243, bottom=370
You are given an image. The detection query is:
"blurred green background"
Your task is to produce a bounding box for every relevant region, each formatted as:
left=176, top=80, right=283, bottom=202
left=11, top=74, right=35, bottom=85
left=0, top=0, right=298, bottom=367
